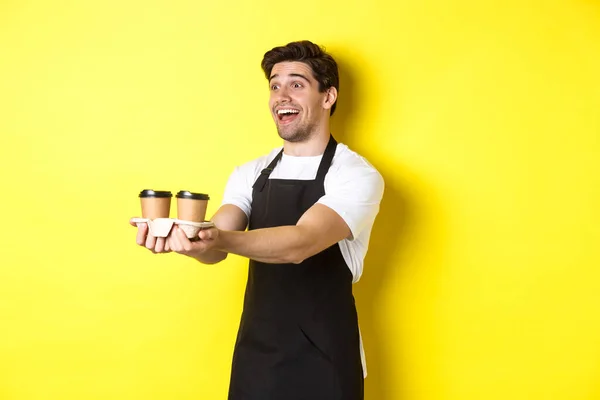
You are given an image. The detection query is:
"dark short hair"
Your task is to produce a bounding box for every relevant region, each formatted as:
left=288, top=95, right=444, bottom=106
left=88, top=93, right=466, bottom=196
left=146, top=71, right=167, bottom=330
left=261, top=40, right=339, bottom=116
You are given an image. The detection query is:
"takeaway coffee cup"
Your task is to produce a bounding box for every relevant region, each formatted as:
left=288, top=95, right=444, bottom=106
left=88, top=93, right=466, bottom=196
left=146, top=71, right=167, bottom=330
left=139, top=189, right=172, bottom=219
left=176, top=190, right=210, bottom=222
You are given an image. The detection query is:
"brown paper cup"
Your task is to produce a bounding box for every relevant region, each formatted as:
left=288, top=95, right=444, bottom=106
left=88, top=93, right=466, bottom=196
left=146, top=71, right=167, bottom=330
left=176, top=191, right=210, bottom=222
left=139, top=189, right=172, bottom=219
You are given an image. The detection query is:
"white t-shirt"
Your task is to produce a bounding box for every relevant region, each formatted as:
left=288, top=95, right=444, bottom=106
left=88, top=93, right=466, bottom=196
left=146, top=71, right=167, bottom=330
left=221, top=142, right=385, bottom=283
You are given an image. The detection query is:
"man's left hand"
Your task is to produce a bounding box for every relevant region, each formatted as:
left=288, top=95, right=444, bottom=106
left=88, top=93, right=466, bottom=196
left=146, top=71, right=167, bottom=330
left=166, top=225, right=220, bottom=258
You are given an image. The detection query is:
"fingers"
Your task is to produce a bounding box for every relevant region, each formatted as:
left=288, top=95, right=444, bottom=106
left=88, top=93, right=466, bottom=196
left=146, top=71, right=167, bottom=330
left=154, top=237, right=166, bottom=253
left=168, top=226, right=193, bottom=253
left=177, top=227, right=194, bottom=252
left=134, top=222, right=196, bottom=255
left=132, top=219, right=170, bottom=254
left=145, top=230, right=157, bottom=250
left=136, top=223, right=149, bottom=246
left=129, top=218, right=141, bottom=227
left=167, top=230, right=177, bottom=252
left=177, top=226, right=193, bottom=252
left=167, top=227, right=182, bottom=252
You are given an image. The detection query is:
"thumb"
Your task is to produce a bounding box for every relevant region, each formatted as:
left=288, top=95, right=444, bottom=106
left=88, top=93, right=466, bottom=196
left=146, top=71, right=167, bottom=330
left=198, top=228, right=217, bottom=241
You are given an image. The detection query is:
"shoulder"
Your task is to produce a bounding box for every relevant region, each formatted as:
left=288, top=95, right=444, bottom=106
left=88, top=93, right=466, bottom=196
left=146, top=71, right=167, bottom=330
left=222, top=146, right=283, bottom=214
left=231, top=147, right=283, bottom=181
left=319, top=142, right=384, bottom=240
left=329, top=143, right=384, bottom=187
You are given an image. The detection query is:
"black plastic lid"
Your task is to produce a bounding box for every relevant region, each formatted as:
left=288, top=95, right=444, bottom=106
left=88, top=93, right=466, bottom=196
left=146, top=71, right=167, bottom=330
left=176, top=190, right=210, bottom=200
left=139, top=189, right=173, bottom=198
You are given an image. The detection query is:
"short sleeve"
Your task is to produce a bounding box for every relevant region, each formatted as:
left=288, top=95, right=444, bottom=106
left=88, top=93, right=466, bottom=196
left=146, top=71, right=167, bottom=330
left=221, top=149, right=281, bottom=221
left=318, top=158, right=385, bottom=240
left=221, top=166, right=253, bottom=221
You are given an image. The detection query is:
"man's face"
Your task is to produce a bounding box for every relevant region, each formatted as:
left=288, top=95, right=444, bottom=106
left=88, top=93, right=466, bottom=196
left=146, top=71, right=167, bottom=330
left=268, top=61, right=329, bottom=143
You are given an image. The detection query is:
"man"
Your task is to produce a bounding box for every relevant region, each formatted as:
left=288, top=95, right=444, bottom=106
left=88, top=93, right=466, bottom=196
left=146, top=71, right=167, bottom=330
left=131, top=40, right=384, bottom=400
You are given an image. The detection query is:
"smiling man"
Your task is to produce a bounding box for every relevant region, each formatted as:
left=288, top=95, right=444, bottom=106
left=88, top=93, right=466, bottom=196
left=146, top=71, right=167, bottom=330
left=131, top=40, right=384, bottom=400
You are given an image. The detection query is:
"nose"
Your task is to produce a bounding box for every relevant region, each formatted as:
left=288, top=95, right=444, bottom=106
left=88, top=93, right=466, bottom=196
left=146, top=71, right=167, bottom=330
left=276, top=86, right=291, bottom=103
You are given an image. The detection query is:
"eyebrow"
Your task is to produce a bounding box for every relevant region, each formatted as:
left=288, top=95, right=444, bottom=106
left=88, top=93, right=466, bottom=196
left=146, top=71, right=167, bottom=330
left=269, top=73, right=311, bottom=83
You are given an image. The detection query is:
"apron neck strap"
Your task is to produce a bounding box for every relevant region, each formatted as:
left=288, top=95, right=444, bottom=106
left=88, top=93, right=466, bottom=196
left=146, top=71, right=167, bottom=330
left=315, top=134, right=338, bottom=182
left=252, top=134, right=338, bottom=192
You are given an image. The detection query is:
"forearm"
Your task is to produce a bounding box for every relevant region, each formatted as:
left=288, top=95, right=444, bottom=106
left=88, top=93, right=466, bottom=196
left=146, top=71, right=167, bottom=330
left=193, top=249, right=228, bottom=265
left=191, top=204, right=247, bottom=265
left=216, top=226, right=311, bottom=264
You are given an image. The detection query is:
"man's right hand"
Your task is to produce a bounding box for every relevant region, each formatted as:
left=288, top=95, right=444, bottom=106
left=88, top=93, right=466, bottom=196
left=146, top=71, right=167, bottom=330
left=129, top=219, right=170, bottom=254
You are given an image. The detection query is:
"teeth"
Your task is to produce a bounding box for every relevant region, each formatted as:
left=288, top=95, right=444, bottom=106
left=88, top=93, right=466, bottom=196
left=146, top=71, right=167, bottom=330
left=277, top=109, right=300, bottom=115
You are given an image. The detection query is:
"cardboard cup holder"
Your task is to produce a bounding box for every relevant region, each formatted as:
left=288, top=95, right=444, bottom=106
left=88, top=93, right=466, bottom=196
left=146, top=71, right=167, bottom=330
left=131, top=218, right=215, bottom=238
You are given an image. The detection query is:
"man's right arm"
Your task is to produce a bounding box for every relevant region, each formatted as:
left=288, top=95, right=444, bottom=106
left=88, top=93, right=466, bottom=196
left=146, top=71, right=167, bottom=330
left=187, top=204, right=248, bottom=264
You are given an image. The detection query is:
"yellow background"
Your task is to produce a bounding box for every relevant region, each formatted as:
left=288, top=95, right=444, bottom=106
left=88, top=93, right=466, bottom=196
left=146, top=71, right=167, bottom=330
left=1, top=0, right=599, bottom=399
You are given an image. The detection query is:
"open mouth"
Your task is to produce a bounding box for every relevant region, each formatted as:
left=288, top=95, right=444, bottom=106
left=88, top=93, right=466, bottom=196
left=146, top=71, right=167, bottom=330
left=276, top=108, right=300, bottom=124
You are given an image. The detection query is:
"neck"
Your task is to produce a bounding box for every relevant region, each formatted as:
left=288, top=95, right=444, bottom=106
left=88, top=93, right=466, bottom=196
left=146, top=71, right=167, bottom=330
left=283, top=121, right=331, bottom=157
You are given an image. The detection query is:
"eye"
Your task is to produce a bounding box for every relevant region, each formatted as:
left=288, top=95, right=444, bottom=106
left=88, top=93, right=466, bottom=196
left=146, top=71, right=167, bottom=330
left=292, top=82, right=303, bottom=89
left=270, top=84, right=279, bottom=91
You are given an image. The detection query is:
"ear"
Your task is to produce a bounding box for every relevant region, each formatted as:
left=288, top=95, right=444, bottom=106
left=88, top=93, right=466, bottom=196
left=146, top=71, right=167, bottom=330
left=322, top=87, right=338, bottom=112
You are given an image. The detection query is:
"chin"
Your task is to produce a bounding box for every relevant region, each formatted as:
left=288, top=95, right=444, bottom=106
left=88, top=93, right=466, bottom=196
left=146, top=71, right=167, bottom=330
left=276, top=123, right=316, bottom=143
left=278, top=130, right=308, bottom=143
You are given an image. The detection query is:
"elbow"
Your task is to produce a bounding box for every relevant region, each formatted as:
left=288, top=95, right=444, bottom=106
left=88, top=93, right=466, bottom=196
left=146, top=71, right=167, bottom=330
left=195, top=252, right=228, bottom=265
left=279, top=230, right=317, bottom=264
left=280, top=252, right=304, bottom=265
left=290, top=256, right=305, bottom=265
left=282, top=248, right=310, bottom=265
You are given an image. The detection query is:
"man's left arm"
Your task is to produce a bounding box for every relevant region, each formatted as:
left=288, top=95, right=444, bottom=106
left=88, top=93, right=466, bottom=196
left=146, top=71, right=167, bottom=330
left=169, top=162, right=384, bottom=264
left=215, top=203, right=350, bottom=264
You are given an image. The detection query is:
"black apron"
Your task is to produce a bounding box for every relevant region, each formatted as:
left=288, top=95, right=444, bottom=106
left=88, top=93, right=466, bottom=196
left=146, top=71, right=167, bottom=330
left=228, top=135, right=364, bottom=400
